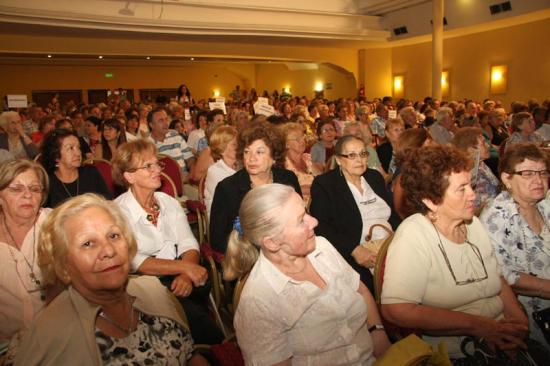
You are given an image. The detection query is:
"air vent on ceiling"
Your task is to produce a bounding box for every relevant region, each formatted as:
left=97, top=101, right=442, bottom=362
left=490, top=1, right=512, bottom=15
left=430, top=17, right=448, bottom=26
left=393, top=26, right=408, bottom=36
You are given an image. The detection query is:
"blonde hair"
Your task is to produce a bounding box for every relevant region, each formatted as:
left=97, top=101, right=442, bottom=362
left=210, top=125, right=237, bottom=161
left=111, top=139, right=157, bottom=187
left=223, top=183, right=294, bottom=280
left=0, top=111, right=20, bottom=131
left=38, top=193, right=138, bottom=285
left=0, top=160, right=49, bottom=206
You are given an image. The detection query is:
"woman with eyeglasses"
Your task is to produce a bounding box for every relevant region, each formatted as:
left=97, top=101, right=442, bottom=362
left=310, top=120, right=337, bottom=174
left=310, top=135, right=399, bottom=293
left=481, top=143, right=550, bottom=350
left=112, top=140, right=223, bottom=345
left=41, top=128, right=112, bottom=208
left=0, top=160, right=50, bottom=361
left=381, top=145, right=529, bottom=363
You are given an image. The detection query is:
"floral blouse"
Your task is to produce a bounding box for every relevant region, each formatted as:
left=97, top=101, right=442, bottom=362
left=473, top=161, right=500, bottom=210
left=480, top=191, right=550, bottom=346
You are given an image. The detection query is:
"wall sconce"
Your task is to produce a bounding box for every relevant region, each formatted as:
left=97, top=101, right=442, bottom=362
left=213, top=90, right=220, bottom=97
left=314, top=81, right=324, bottom=92
left=441, top=70, right=450, bottom=97
left=393, top=75, right=404, bottom=98
left=490, top=65, right=507, bottom=94
left=284, top=86, right=291, bottom=94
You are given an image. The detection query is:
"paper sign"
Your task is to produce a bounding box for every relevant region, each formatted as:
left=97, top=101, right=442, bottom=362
left=388, top=110, right=397, bottom=119
left=254, top=101, right=275, bottom=117
left=257, top=97, right=269, bottom=105
left=184, top=109, right=191, bottom=121
left=7, top=95, right=28, bottom=108
left=215, top=97, right=225, bottom=104
left=209, top=102, right=226, bottom=114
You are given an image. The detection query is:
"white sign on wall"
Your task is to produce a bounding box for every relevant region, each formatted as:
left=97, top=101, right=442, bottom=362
left=7, top=95, right=28, bottom=108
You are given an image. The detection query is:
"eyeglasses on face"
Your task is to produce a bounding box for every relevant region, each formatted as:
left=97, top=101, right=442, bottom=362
left=5, top=184, right=43, bottom=195
left=130, top=161, right=165, bottom=173
left=511, top=169, right=550, bottom=179
left=339, top=151, right=369, bottom=160
left=321, top=127, right=335, bottom=133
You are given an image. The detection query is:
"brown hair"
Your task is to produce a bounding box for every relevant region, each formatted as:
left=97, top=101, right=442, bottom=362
left=511, top=112, right=532, bottom=133
left=237, top=122, right=285, bottom=166
left=393, top=128, right=432, bottom=168
left=451, top=127, right=483, bottom=151
left=499, top=142, right=550, bottom=176
left=111, top=139, right=157, bottom=187
left=401, top=145, right=472, bottom=214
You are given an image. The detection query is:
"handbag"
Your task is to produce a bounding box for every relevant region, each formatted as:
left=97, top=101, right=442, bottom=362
left=362, top=223, right=394, bottom=254
left=532, top=306, right=550, bottom=346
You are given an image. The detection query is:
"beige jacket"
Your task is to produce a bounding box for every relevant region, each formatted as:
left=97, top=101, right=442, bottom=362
left=14, top=276, right=188, bottom=366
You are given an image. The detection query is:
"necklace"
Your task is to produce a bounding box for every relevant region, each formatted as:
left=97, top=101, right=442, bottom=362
left=98, top=298, right=137, bottom=336
left=3, top=213, right=45, bottom=301
left=143, top=199, right=160, bottom=225
left=60, top=176, right=79, bottom=198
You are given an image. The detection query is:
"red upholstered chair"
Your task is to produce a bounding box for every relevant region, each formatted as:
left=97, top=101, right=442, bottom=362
left=83, top=158, right=115, bottom=197
left=159, top=154, right=184, bottom=197
left=158, top=172, right=178, bottom=198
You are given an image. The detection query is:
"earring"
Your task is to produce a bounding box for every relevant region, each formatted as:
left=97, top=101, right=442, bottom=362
left=427, top=210, right=438, bottom=222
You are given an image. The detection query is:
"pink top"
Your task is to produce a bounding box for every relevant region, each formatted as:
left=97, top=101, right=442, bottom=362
left=0, top=208, right=51, bottom=344
left=285, top=154, right=315, bottom=205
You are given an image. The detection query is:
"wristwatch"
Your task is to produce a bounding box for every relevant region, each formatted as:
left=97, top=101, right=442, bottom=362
left=368, top=324, right=385, bottom=332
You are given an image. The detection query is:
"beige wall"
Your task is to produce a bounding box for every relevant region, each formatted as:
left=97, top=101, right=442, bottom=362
left=0, top=60, right=357, bottom=103
left=391, top=19, right=550, bottom=106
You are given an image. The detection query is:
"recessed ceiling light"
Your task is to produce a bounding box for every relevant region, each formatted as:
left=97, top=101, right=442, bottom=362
left=47, top=54, right=52, bottom=58
left=190, top=57, right=195, bottom=61
left=98, top=55, right=103, bottom=59
left=146, top=56, right=151, bottom=60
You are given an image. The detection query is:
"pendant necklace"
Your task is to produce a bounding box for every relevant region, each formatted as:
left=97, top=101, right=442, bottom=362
left=60, top=175, right=79, bottom=198
left=98, top=297, right=137, bottom=336
left=3, top=213, right=46, bottom=301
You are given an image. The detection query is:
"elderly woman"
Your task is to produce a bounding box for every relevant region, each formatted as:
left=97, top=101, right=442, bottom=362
left=94, top=118, right=127, bottom=161
left=0, top=111, right=39, bottom=160
left=41, top=129, right=112, bottom=208
left=280, top=122, right=319, bottom=204
left=480, top=143, right=550, bottom=349
left=376, top=118, right=405, bottom=174
left=0, top=160, right=50, bottom=357
left=225, top=184, right=390, bottom=365
left=310, top=120, right=337, bottom=173
left=15, top=194, right=208, bottom=365
left=210, top=122, right=301, bottom=253
left=310, top=135, right=398, bottom=293
left=506, top=112, right=544, bottom=149
left=381, top=145, right=529, bottom=362
left=204, top=125, right=239, bottom=217
left=342, top=121, right=385, bottom=177
left=112, top=139, right=222, bottom=345
left=451, top=127, right=500, bottom=211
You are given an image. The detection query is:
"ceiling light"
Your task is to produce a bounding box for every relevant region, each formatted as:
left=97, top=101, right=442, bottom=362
left=190, top=57, right=195, bottom=61
left=47, top=55, right=52, bottom=58
left=98, top=56, right=103, bottom=59
left=146, top=56, right=151, bottom=60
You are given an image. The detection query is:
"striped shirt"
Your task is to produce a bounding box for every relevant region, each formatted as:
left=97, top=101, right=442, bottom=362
left=148, top=130, right=193, bottom=172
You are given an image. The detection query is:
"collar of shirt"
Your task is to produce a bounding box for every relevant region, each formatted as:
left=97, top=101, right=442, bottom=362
left=119, top=190, right=164, bottom=225
left=257, top=241, right=324, bottom=295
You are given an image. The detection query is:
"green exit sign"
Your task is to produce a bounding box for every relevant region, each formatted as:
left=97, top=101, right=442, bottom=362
left=105, top=73, right=114, bottom=78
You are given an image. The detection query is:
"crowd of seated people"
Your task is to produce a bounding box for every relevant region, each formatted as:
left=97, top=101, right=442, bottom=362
left=0, top=89, right=550, bottom=365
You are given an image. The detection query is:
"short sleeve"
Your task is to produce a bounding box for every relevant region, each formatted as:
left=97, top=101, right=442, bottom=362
left=381, top=216, right=430, bottom=304
left=234, top=298, right=291, bottom=366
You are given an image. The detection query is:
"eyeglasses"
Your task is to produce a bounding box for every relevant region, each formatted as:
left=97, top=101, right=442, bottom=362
left=511, top=170, right=550, bottom=179
left=339, top=151, right=369, bottom=160
left=434, top=224, right=488, bottom=286
left=5, top=184, right=43, bottom=195
left=130, top=161, right=165, bottom=172
left=321, top=128, right=335, bottom=133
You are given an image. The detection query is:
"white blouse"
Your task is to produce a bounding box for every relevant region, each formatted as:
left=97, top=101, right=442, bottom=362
left=115, top=191, right=199, bottom=271
left=234, top=237, right=374, bottom=366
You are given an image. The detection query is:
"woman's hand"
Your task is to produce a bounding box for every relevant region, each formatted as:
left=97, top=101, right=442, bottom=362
left=472, top=316, right=528, bottom=351
left=371, top=330, right=391, bottom=357
left=179, top=261, right=208, bottom=286
left=351, top=245, right=377, bottom=268
left=171, top=273, right=193, bottom=297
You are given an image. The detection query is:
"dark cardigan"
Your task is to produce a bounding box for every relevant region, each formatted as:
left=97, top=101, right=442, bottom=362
left=209, top=167, right=302, bottom=253
left=310, top=168, right=400, bottom=293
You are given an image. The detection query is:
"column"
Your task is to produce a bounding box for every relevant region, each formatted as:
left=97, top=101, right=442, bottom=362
left=432, top=0, right=443, bottom=100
